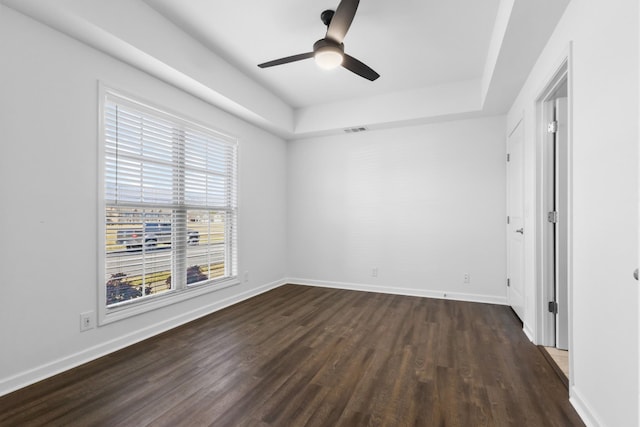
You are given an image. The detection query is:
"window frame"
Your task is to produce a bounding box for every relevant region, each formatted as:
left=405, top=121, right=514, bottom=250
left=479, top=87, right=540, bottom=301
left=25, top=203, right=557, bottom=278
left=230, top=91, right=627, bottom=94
left=97, top=83, right=239, bottom=325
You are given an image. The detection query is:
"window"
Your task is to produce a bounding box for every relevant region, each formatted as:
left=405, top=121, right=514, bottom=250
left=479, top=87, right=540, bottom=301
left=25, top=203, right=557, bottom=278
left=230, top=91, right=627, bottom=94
left=100, top=88, right=237, bottom=321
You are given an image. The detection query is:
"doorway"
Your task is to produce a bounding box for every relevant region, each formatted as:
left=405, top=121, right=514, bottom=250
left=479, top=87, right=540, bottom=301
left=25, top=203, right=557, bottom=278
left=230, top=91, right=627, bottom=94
left=547, top=93, right=569, bottom=351
left=536, top=58, right=571, bottom=381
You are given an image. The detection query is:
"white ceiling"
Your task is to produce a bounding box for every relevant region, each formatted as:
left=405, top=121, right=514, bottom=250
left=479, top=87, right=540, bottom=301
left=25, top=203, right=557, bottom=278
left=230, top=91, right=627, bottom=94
left=1, top=0, right=571, bottom=137
left=144, top=0, right=501, bottom=108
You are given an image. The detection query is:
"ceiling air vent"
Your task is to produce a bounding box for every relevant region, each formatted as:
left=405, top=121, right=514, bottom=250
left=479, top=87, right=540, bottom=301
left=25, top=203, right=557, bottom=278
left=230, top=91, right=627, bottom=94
left=344, top=127, right=367, bottom=133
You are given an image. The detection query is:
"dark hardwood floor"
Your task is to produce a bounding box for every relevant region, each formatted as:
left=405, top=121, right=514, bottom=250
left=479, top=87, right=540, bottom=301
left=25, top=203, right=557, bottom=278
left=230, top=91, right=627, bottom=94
left=1, top=285, right=584, bottom=426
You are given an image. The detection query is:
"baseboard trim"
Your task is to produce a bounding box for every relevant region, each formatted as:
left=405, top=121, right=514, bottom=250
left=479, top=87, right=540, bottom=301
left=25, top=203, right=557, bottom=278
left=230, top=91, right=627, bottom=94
left=286, top=278, right=508, bottom=306
left=523, top=323, right=535, bottom=342
left=570, top=386, right=603, bottom=427
left=0, top=279, right=286, bottom=397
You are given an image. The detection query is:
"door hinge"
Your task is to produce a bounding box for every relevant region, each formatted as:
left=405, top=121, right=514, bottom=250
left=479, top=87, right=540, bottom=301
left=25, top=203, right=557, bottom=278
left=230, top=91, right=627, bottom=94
left=547, top=211, right=558, bottom=223
left=507, top=278, right=511, bottom=287
left=548, top=121, right=558, bottom=133
left=507, top=216, right=510, bottom=224
left=506, top=153, right=511, bottom=162
left=548, top=301, right=558, bottom=314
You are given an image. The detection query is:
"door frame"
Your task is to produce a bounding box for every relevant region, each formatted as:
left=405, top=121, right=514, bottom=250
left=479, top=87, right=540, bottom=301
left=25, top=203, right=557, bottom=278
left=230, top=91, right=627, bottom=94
left=534, top=45, right=573, bottom=382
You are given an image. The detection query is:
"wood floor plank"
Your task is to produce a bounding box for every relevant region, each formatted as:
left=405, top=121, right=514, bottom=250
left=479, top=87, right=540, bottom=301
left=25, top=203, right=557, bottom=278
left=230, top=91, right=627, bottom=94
left=0, top=285, right=585, bottom=426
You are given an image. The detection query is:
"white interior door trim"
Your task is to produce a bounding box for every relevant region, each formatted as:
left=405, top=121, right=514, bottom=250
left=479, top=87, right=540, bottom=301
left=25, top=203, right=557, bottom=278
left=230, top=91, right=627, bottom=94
left=534, top=43, right=574, bottom=385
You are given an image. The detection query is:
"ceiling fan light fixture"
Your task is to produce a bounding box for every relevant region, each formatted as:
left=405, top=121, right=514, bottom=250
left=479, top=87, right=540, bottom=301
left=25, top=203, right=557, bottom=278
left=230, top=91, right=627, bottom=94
left=314, top=45, right=344, bottom=69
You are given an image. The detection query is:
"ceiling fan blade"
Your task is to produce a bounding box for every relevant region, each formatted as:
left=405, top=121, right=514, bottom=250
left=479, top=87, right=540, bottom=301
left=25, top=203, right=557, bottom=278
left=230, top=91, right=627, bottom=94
left=258, top=52, right=314, bottom=68
left=342, top=54, right=379, bottom=81
left=326, top=0, right=359, bottom=43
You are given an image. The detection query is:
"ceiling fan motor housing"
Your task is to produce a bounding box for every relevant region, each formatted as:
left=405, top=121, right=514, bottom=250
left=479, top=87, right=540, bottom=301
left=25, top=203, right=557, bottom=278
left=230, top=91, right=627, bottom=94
left=313, top=38, right=344, bottom=53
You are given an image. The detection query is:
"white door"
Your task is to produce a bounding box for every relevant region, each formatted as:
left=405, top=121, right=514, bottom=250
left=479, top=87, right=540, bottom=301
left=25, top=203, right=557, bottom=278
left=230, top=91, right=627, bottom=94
left=507, top=120, right=525, bottom=321
left=554, top=97, right=569, bottom=350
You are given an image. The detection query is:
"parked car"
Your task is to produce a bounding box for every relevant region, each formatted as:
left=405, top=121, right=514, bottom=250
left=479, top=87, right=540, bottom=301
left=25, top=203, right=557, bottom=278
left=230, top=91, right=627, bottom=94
left=116, top=223, right=199, bottom=250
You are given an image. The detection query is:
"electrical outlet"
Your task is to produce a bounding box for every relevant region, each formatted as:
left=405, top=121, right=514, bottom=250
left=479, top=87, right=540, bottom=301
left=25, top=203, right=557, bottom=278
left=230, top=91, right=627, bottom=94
left=372, top=267, right=378, bottom=277
left=243, top=271, right=249, bottom=283
left=464, top=273, right=471, bottom=284
left=80, top=311, right=95, bottom=332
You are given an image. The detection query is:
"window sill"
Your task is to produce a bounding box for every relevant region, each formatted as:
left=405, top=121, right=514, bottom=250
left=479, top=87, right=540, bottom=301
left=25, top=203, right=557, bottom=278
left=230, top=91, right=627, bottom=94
left=99, top=277, right=240, bottom=326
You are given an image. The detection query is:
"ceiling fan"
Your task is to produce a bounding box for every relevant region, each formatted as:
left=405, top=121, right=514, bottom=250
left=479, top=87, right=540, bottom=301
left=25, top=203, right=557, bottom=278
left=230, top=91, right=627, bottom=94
left=257, top=0, right=380, bottom=81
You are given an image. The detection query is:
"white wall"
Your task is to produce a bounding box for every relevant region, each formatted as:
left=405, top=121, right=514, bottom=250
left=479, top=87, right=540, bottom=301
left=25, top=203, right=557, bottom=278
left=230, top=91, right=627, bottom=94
left=0, top=5, right=287, bottom=396
left=287, top=117, right=507, bottom=303
left=507, top=1, right=639, bottom=426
